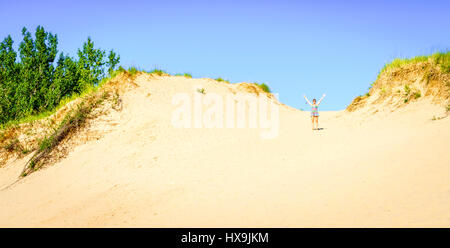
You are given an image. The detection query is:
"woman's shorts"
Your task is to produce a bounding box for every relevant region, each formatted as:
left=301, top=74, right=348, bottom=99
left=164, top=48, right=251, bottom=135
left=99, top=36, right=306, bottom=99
left=311, top=112, right=319, bottom=117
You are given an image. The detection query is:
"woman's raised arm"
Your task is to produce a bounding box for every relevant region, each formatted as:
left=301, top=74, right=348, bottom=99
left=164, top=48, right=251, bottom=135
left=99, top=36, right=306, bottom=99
left=317, top=94, right=326, bottom=105
left=303, top=95, right=312, bottom=106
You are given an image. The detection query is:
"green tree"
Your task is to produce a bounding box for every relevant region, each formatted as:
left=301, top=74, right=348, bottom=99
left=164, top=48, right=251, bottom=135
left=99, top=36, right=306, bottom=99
left=34, top=26, right=58, bottom=110
left=16, top=26, right=58, bottom=116
left=0, top=26, right=121, bottom=124
left=77, top=37, right=106, bottom=90
left=51, top=53, right=80, bottom=106
left=107, top=50, right=120, bottom=75
left=16, top=27, right=36, bottom=118
left=0, top=35, right=18, bottom=122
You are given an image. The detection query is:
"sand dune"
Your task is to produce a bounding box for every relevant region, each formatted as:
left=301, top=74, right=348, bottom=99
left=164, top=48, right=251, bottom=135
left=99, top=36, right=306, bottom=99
left=0, top=74, right=449, bottom=227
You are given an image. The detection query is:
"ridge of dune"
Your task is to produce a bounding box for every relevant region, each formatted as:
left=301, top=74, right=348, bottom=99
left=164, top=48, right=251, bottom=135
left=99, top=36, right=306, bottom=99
left=346, top=57, right=449, bottom=115
left=0, top=72, right=285, bottom=182
left=0, top=68, right=449, bottom=227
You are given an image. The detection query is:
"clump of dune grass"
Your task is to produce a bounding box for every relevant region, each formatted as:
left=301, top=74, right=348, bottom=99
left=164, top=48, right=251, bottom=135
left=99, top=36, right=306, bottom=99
left=20, top=89, right=118, bottom=177
left=175, top=73, right=192, bottom=78
left=98, top=66, right=126, bottom=86
left=255, top=83, right=271, bottom=93
left=404, top=84, right=411, bottom=95
left=148, top=68, right=168, bottom=76
left=128, top=66, right=142, bottom=77
left=215, top=77, right=230, bottom=83
left=401, top=84, right=422, bottom=103
left=379, top=55, right=429, bottom=76
left=413, top=91, right=421, bottom=99
left=196, top=88, right=205, bottom=94
left=128, top=67, right=171, bottom=77
left=379, top=51, right=450, bottom=76
left=433, top=51, right=450, bottom=73
left=2, top=138, right=25, bottom=154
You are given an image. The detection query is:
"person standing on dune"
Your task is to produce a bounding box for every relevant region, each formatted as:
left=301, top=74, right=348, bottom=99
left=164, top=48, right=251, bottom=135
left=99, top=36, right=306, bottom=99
left=303, top=94, right=326, bottom=130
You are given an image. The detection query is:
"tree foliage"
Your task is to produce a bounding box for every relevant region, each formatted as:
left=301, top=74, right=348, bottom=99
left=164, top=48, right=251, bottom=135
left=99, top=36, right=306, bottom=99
left=0, top=26, right=120, bottom=124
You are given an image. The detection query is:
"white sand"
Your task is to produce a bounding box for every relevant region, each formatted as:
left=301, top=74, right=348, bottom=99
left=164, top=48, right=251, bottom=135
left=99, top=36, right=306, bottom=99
left=0, top=75, right=449, bottom=227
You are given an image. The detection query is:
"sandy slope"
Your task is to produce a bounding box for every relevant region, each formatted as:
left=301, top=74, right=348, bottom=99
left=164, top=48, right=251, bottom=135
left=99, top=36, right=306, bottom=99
left=0, top=75, right=449, bottom=227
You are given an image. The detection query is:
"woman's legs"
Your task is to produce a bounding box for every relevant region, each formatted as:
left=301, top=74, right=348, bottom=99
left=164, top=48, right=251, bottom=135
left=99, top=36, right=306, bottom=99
left=313, top=116, right=319, bottom=130
left=311, top=116, right=319, bottom=130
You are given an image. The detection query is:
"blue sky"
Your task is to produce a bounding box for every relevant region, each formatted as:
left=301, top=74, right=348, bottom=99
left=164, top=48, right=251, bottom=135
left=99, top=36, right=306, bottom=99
left=1, top=0, right=449, bottom=110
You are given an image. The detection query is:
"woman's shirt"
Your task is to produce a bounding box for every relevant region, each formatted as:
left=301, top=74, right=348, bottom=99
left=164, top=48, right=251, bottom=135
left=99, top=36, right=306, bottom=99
left=311, top=104, right=319, bottom=116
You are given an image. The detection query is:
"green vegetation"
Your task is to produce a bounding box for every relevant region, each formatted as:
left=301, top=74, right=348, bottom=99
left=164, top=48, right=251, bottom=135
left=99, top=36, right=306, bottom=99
left=379, top=51, right=449, bottom=76
left=22, top=89, right=113, bottom=177
left=404, top=84, right=411, bottom=96
left=175, top=73, right=192, bottom=78
left=0, top=66, right=123, bottom=130
left=196, top=88, right=205, bottom=94
left=413, top=91, right=421, bottom=99
left=422, top=70, right=434, bottom=84
left=148, top=68, right=167, bottom=76
left=255, top=83, right=271, bottom=93
left=432, top=115, right=445, bottom=121
left=128, top=66, right=140, bottom=77
left=3, top=138, right=22, bottom=152
left=433, top=52, right=450, bottom=73
left=215, top=77, right=230, bottom=83
left=401, top=84, right=421, bottom=102
left=100, top=66, right=125, bottom=84
left=0, top=26, right=120, bottom=125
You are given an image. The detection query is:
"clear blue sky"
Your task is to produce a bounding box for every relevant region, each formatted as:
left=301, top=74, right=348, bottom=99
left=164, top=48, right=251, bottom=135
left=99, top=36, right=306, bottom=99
left=1, top=0, right=449, bottom=110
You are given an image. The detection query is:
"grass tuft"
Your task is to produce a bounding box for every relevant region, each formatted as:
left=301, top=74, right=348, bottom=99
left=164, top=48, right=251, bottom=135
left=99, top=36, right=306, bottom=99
left=148, top=68, right=167, bottom=76
left=256, top=83, right=271, bottom=93
left=175, top=73, right=192, bottom=78
left=432, top=52, right=450, bottom=73
left=215, top=77, right=230, bottom=83
left=379, top=51, right=450, bottom=76
left=3, top=138, right=22, bottom=153
left=21, top=87, right=118, bottom=177
left=404, top=85, right=411, bottom=95
left=413, top=91, right=421, bottom=99
left=128, top=66, right=141, bottom=77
